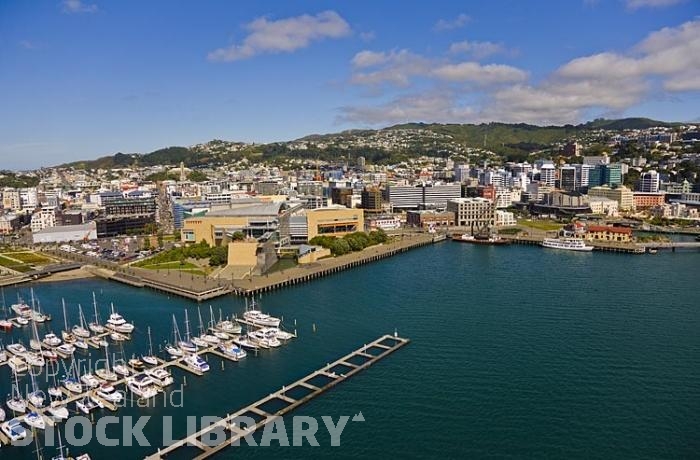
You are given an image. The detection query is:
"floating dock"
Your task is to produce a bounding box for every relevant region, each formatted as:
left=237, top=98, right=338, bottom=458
left=145, top=334, right=409, bottom=459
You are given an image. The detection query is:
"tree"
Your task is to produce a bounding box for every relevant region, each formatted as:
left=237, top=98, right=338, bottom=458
left=142, top=237, right=151, bottom=251
left=157, top=232, right=164, bottom=248
left=230, top=231, right=245, bottom=241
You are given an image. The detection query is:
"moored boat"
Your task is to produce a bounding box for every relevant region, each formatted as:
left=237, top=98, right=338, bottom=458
left=541, top=237, right=594, bottom=252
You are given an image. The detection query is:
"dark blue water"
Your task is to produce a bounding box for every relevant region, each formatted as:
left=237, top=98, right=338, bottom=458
left=2, top=243, right=699, bottom=459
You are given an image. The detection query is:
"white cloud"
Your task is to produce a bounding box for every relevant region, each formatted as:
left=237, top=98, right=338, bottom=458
left=349, top=50, right=432, bottom=87
left=208, top=11, right=351, bottom=62
left=359, top=31, right=376, bottom=42
left=338, top=92, right=476, bottom=125
left=62, top=0, right=98, bottom=14
left=432, top=62, right=527, bottom=83
left=341, top=19, right=700, bottom=126
left=434, top=13, right=471, bottom=31
left=626, top=0, right=685, bottom=9
left=448, top=40, right=508, bottom=59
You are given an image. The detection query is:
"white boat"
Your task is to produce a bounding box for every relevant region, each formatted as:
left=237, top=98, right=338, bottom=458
left=95, top=343, right=118, bottom=382
left=110, top=331, right=128, bottom=342
left=11, top=298, right=32, bottom=318
left=267, top=327, right=295, bottom=341
left=241, top=298, right=280, bottom=328
left=213, top=331, right=230, bottom=340
left=47, top=401, right=69, bottom=420
left=1, top=418, right=27, bottom=442
left=113, top=362, right=131, bottom=377
left=127, top=374, right=159, bottom=399
left=8, top=355, right=28, bottom=373
left=183, top=353, right=210, bottom=372
left=0, top=347, right=6, bottom=363
left=96, top=384, right=123, bottom=403
left=73, top=303, right=92, bottom=338
left=541, top=237, right=594, bottom=252
left=42, top=348, right=59, bottom=360
left=233, top=336, right=259, bottom=350
left=218, top=342, right=247, bottom=361
left=12, top=316, right=29, bottom=327
left=56, top=343, right=75, bottom=356
left=196, top=306, right=220, bottom=345
left=81, top=373, right=100, bottom=389
left=23, top=352, right=45, bottom=367
left=28, top=371, right=46, bottom=407
left=6, top=342, right=27, bottom=355
left=48, top=387, right=63, bottom=398
left=165, top=344, right=183, bottom=357
left=63, top=377, right=82, bottom=394
left=106, top=303, right=134, bottom=333
left=76, top=396, right=99, bottom=414
left=144, top=368, right=174, bottom=387
left=7, top=369, right=27, bottom=413
left=248, top=329, right=280, bottom=348
left=43, top=333, right=62, bottom=347
left=24, top=411, right=46, bottom=430
left=142, top=326, right=158, bottom=366
left=0, top=407, right=4, bottom=423
left=74, top=339, right=89, bottom=350
left=214, top=306, right=242, bottom=334
left=61, top=299, right=77, bottom=344
left=88, top=292, right=106, bottom=334
left=179, top=310, right=197, bottom=353
left=191, top=336, right=208, bottom=348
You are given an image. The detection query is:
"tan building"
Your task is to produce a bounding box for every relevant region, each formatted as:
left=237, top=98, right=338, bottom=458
left=585, top=225, right=632, bottom=243
left=588, top=185, right=634, bottom=211
left=447, top=198, right=495, bottom=230
left=306, top=206, right=364, bottom=240
left=406, top=210, right=455, bottom=228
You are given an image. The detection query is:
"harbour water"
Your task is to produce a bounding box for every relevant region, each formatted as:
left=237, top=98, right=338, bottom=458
left=1, top=242, right=699, bottom=458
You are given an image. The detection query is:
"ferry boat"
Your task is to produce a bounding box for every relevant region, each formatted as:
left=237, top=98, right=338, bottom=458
left=1, top=418, right=28, bottom=442
left=127, top=374, right=160, bottom=399
left=183, top=353, right=210, bottom=373
left=144, top=368, right=174, bottom=387
left=541, top=237, right=594, bottom=252
left=452, top=233, right=511, bottom=245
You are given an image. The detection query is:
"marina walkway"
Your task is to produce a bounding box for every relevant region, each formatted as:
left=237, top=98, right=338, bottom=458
left=145, top=334, right=410, bottom=459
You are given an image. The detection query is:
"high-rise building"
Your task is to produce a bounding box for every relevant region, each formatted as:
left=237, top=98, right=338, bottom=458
left=574, top=164, right=593, bottom=190
left=559, top=166, right=577, bottom=191
left=639, top=170, right=660, bottom=193
left=360, top=187, right=383, bottom=212
left=539, top=164, right=556, bottom=187
left=453, top=164, right=470, bottom=183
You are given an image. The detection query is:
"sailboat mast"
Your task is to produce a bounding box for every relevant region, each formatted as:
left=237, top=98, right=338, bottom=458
left=62, top=299, right=68, bottom=331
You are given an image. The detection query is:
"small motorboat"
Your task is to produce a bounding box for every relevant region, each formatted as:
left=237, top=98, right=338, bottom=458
left=76, top=396, right=99, bottom=414
left=24, top=411, right=46, bottom=430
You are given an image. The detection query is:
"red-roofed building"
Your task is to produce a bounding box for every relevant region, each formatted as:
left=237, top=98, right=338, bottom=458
left=585, top=225, right=633, bottom=243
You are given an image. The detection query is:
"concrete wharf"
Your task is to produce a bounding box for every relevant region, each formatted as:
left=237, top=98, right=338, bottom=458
left=145, top=334, right=409, bottom=459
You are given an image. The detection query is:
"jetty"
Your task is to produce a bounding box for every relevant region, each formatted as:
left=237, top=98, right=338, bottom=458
left=145, top=334, right=409, bottom=459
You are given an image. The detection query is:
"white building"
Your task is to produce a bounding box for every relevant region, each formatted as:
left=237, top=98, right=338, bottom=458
left=494, top=188, right=512, bottom=209
left=539, top=164, right=556, bottom=187
left=32, top=222, right=98, bottom=244
left=589, top=198, right=619, bottom=217
left=447, top=197, right=495, bottom=229
left=494, top=210, right=516, bottom=227
left=30, top=208, right=57, bottom=232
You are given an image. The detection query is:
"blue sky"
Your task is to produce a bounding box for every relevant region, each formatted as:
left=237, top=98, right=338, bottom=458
left=1, top=0, right=698, bottom=170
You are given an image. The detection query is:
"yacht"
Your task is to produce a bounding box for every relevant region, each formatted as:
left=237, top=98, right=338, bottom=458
left=128, top=356, right=145, bottom=371
left=213, top=331, right=230, bottom=341
left=241, top=299, right=281, bottom=328
left=1, top=418, right=28, bottom=442
left=56, top=343, right=76, bottom=356
left=8, top=356, right=28, bottom=373
left=6, top=342, right=27, bottom=355
left=127, top=374, right=159, bottom=399
left=7, top=370, right=27, bottom=413
left=165, top=344, right=183, bottom=358
left=215, top=319, right=242, bottom=335
left=96, top=384, right=123, bottom=403
left=110, top=331, right=128, bottom=342
left=106, top=304, right=134, bottom=333
left=0, top=407, right=4, bottom=423
left=233, top=336, right=259, bottom=351
left=47, top=401, right=70, bottom=420
left=28, top=387, right=46, bottom=408
left=63, top=377, right=82, bottom=394
left=267, top=327, right=295, bottom=341
left=11, top=300, right=32, bottom=318
left=41, top=349, right=59, bottom=361
left=76, top=396, right=100, bottom=414
left=88, top=292, right=106, bottom=334
left=24, top=411, right=46, bottom=430
left=179, top=310, right=197, bottom=353
left=0, top=347, right=6, bottom=363
left=95, top=344, right=118, bottom=382
left=191, top=335, right=208, bottom=348
left=218, top=343, right=247, bottom=361
left=73, top=303, right=92, bottom=338
left=144, top=368, right=174, bottom=387
left=541, top=237, right=594, bottom=252
left=43, top=333, right=62, bottom=347
left=248, top=329, right=280, bottom=348
left=11, top=316, right=29, bottom=327
left=74, top=339, right=89, bottom=351
left=113, top=362, right=131, bottom=377
left=23, top=352, right=45, bottom=368
left=80, top=373, right=101, bottom=389
left=183, top=353, right=210, bottom=373
left=141, top=326, right=158, bottom=366
left=0, top=318, right=12, bottom=331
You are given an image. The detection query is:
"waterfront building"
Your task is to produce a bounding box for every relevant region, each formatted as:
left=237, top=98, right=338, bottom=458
left=32, top=221, right=98, bottom=244
left=447, top=197, right=495, bottom=230
left=406, top=210, right=455, bottom=228
left=588, top=198, right=619, bottom=217
left=306, top=206, right=364, bottom=240
left=494, top=210, right=516, bottom=227
left=384, top=184, right=461, bottom=210
left=367, top=216, right=403, bottom=231
left=584, top=225, right=632, bottom=243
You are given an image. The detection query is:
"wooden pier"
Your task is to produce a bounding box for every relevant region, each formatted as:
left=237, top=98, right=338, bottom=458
left=145, top=334, right=410, bottom=459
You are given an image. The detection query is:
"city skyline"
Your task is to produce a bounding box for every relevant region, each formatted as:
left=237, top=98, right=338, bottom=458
left=1, top=0, right=699, bottom=170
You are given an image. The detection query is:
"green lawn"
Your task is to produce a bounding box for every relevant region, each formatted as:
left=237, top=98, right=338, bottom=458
left=519, top=219, right=564, bottom=231
left=0, top=255, right=32, bottom=272
left=139, top=260, right=200, bottom=270
left=2, top=251, right=52, bottom=264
